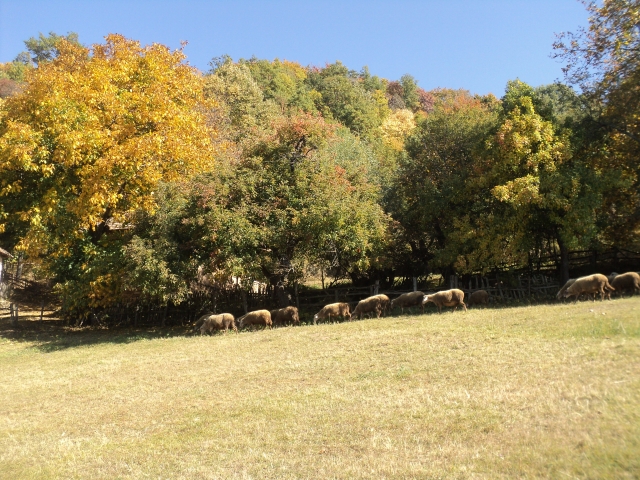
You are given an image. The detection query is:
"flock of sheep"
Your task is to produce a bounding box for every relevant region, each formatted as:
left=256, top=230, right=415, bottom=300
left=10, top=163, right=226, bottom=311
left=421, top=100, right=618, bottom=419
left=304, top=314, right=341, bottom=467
left=194, top=271, right=640, bottom=335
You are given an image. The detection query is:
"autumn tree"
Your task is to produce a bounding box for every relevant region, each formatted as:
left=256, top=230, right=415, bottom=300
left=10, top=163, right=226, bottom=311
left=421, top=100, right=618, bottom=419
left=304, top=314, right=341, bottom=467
left=554, top=0, right=640, bottom=244
left=471, top=81, right=612, bottom=280
left=0, top=34, right=219, bottom=313
left=387, top=89, right=500, bottom=277
left=130, top=115, right=388, bottom=306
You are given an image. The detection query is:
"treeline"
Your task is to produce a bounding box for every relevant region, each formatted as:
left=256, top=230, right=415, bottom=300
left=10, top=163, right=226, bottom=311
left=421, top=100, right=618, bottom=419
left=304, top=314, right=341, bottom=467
left=0, top=1, right=638, bottom=318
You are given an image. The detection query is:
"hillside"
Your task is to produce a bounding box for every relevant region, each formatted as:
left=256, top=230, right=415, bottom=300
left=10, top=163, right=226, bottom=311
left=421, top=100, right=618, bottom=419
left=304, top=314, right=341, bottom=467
left=1, top=298, right=639, bottom=478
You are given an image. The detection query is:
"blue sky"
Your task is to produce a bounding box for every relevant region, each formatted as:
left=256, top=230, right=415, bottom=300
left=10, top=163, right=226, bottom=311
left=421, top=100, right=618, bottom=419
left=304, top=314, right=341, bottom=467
left=0, top=0, right=588, bottom=95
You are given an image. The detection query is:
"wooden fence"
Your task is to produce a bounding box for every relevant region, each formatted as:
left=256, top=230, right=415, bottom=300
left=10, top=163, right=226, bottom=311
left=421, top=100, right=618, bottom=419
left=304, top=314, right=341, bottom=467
left=3, top=246, right=638, bottom=327
left=84, top=273, right=562, bottom=327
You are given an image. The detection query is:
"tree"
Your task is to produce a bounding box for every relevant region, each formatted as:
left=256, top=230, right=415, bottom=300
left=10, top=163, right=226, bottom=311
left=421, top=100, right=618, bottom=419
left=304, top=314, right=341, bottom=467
left=479, top=82, right=607, bottom=280
left=132, top=116, right=389, bottom=306
left=400, top=74, right=420, bottom=111
left=241, top=57, right=316, bottom=112
left=23, top=31, right=81, bottom=65
left=0, top=32, right=82, bottom=83
left=0, top=79, right=21, bottom=99
left=204, top=56, right=279, bottom=144
left=554, top=0, right=640, bottom=242
left=379, top=109, right=416, bottom=151
left=306, top=61, right=386, bottom=136
left=388, top=89, right=500, bottom=276
left=0, top=34, right=219, bottom=312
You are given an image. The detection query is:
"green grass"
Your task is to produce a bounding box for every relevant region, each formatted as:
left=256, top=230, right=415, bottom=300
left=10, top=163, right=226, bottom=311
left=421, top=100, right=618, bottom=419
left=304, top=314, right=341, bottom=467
left=1, top=298, right=639, bottom=478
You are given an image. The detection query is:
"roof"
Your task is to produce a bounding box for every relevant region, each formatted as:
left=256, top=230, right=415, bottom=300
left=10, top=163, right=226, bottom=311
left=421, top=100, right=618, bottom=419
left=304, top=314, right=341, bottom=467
left=0, top=247, right=12, bottom=258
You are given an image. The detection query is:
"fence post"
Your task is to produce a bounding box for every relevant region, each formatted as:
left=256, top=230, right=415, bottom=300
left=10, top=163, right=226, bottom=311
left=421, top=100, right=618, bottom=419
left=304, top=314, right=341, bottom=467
left=374, top=280, right=379, bottom=295
left=40, top=299, right=44, bottom=323
left=412, top=277, right=417, bottom=292
left=334, top=290, right=338, bottom=302
left=11, top=303, right=18, bottom=327
left=497, top=277, right=504, bottom=300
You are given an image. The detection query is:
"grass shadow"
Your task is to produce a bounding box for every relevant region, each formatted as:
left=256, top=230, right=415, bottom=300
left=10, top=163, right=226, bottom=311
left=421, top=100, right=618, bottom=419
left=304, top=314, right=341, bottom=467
left=0, top=315, right=198, bottom=353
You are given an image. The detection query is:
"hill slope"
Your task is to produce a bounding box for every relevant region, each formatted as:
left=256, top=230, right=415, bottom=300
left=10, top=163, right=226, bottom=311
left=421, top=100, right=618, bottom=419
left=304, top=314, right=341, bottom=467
left=1, top=299, right=639, bottom=478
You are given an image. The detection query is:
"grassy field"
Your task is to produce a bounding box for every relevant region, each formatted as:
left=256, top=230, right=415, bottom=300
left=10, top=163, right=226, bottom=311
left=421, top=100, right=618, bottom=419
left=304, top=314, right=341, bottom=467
left=1, top=298, right=639, bottom=479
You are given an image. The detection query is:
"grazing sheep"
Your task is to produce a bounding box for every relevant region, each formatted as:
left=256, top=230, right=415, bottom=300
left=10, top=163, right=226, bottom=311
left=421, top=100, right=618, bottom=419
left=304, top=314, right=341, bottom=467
left=390, top=291, right=425, bottom=314
left=556, top=278, right=599, bottom=301
left=237, top=310, right=272, bottom=330
left=563, top=274, right=615, bottom=302
left=556, top=279, right=577, bottom=300
left=270, top=306, right=300, bottom=327
left=199, top=313, right=237, bottom=334
left=313, top=303, right=351, bottom=324
left=422, top=289, right=467, bottom=313
left=610, top=272, right=640, bottom=296
left=352, top=295, right=383, bottom=320
left=371, top=294, right=391, bottom=316
left=192, top=313, right=211, bottom=333
left=468, top=290, right=489, bottom=307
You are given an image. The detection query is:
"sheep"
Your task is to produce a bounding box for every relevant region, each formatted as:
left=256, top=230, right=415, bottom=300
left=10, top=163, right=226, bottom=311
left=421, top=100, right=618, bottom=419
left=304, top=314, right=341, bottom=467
left=390, top=291, right=425, bottom=314
left=610, top=272, right=640, bottom=296
left=237, top=309, right=272, bottom=330
left=468, top=290, right=489, bottom=307
left=422, top=289, right=467, bottom=313
left=270, top=306, right=300, bottom=327
left=557, top=278, right=600, bottom=302
left=192, top=313, right=210, bottom=333
left=313, top=303, right=351, bottom=324
left=371, top=294, right=391, bottom=316
left=199, top=313, right=237, bottom=334
left=351, top=295, right=383, bottom=320
left=562, top=274, right=615, bottom=302
left=556, top=279, right=577, bottom=300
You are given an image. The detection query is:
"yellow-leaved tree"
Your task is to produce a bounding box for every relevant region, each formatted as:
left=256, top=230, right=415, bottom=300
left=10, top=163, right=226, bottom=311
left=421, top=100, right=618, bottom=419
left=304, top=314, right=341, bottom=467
left=0, top=34, right=220, bottom=313
left=0, top=34, right=218, bottom=255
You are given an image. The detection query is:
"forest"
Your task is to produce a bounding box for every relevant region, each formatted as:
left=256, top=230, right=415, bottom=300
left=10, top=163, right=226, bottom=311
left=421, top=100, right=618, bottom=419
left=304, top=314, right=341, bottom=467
left=0, top=0, right=638, bottom=319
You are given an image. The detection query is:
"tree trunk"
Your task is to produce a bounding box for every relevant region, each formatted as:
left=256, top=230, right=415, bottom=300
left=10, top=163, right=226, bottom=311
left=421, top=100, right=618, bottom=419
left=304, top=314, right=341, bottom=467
left=558, top=238, right=570, bottom=283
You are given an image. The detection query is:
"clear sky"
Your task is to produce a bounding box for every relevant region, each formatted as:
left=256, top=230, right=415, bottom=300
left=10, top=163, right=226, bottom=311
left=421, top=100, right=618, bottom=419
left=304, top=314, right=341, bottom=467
left=0, top=0, right=588, bottom=96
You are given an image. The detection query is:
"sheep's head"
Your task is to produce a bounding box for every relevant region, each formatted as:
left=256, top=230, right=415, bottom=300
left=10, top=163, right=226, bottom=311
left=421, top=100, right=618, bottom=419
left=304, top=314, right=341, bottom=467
left=422, top=295, right=431, bottom=305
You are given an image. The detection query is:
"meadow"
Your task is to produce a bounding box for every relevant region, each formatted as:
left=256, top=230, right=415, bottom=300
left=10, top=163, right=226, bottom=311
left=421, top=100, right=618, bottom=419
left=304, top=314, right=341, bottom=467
left=1, top=298, right=639, bottom=479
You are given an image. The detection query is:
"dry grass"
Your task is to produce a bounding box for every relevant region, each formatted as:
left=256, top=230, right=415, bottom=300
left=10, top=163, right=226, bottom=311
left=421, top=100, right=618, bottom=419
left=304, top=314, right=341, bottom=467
left=1, top=298, right=639, bottom=479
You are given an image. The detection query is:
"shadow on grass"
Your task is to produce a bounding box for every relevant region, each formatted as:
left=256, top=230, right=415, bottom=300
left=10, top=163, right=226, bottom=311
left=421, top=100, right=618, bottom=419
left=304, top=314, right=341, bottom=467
left=0, top=315, right=198, bottom=353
